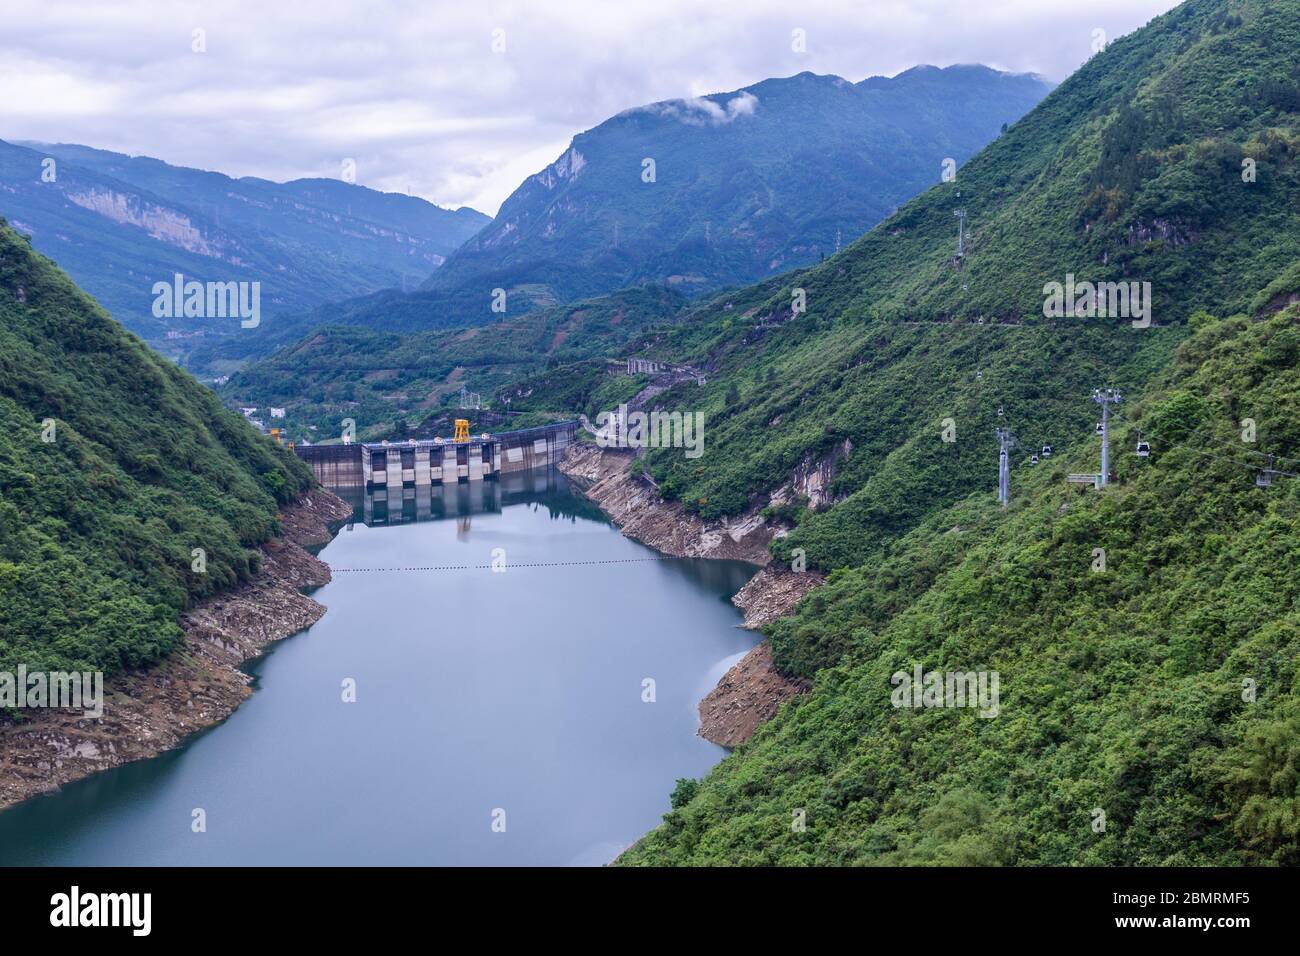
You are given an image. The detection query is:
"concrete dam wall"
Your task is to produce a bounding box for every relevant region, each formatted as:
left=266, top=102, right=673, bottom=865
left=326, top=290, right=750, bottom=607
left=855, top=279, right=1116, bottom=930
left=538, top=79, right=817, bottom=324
left=295, top=421, right=578, bottom=490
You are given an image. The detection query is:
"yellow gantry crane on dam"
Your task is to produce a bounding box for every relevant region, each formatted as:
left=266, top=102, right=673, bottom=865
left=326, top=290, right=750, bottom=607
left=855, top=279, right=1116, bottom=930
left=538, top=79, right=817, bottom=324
left=453, top=418, right=470, bottom=443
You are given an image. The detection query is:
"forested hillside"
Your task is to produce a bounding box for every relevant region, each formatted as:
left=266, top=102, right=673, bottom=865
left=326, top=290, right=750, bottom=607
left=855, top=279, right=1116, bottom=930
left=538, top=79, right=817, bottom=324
left=0, top=218, right=312, bottom=684
left=623, top=306, right=1300, bottom=865
left=616, top=0, right=1300, bottom=865
left=222, top=285, right=687, bottom=442
left=629, top=0, right=1300, bottom=562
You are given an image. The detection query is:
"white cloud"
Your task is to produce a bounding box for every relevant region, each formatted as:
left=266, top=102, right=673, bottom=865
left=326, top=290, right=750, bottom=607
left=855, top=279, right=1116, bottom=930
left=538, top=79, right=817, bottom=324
left=0, top=0, right=1181, bottom=216
left=643, top=90, right=760, bottom=126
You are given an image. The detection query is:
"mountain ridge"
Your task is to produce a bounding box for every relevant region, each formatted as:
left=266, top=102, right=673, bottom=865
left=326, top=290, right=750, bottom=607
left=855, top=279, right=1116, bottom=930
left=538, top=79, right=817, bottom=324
left=0, top=139, right=489, bottom=350
left=421, top=64, right=1053, bottom=317
left=201, top=62, right=1052, bottom=393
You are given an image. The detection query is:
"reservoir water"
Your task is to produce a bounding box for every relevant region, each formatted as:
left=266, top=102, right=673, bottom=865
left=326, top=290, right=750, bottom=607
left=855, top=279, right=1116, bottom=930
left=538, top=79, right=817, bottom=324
left=0, top=469, right=758, bottom=865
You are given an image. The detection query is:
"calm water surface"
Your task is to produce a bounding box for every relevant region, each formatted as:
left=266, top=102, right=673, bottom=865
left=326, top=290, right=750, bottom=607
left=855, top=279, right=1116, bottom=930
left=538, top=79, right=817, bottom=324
left=0, top=469, right=757, bottom=865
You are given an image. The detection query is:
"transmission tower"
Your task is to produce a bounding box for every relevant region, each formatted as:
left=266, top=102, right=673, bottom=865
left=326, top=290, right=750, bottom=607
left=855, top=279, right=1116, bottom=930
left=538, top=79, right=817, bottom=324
left=1093, top=387, right=1123, bottom=486
left=954, top=208, right=967, bottom=259
left=997, top=426, right=1016, bottom=508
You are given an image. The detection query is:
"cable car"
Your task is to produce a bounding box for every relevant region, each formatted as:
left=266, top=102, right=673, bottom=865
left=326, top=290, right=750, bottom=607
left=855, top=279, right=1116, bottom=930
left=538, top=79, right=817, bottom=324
left=1257, top=456, right=1276, bottom=488
left=1041, top=444, right=1053, bottom=457
left=1135, top=439, right=1150, bottom=457
left=1030, top=454, right=1040, bottom=465
left=1095, top=422, right=1105, bottom=435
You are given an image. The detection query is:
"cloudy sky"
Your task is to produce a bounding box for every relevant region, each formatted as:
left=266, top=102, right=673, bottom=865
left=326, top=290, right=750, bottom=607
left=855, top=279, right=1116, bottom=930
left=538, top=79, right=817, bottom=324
left=2, top=0, right=1180, bottom=216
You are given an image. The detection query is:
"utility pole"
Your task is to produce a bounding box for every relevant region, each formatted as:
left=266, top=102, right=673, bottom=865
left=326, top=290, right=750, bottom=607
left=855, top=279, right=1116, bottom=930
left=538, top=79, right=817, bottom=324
left=1093, top=387, right=1122, bottom=486
left=997, top=426, right=1015, bottom=507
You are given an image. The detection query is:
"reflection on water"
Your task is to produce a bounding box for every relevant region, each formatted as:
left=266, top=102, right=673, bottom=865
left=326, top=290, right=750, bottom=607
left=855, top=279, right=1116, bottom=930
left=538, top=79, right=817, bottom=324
left=0, top=468, right=759, bottom=866
left=334, top=468, right=609, bottom=529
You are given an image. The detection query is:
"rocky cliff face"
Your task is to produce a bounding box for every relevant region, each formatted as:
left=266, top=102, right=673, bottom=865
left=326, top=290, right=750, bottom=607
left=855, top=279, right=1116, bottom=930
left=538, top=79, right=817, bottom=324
left=0, top=490, right=353, bottom=811
left=696, top=642, right=811, bottom=748
left=778, top=438, right=853, bottom=509
left=559, top=442, right=820, bottom=747
left=731, top=565, right=824, bottom=630
left=66, top=187, right=230, bottom=258
left=559, top=442, right=773, bottom=563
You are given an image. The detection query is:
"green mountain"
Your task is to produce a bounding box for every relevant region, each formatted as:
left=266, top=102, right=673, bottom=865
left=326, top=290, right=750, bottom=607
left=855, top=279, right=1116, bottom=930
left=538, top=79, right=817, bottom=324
left=415, top=66, right=1052, bottom=320
left=203, top=65, right=1051, bottom=412
left=192, top=64, right=1049, bottom=374
left=0, top=217, right=312, bottom=683
left=633, top=0, right=1299, bottom=545
left=0, top=140, right=488, bottom=352
left=607, top=0, right=1300, bottom=864
left=624, top=306, right=1300, bottom=865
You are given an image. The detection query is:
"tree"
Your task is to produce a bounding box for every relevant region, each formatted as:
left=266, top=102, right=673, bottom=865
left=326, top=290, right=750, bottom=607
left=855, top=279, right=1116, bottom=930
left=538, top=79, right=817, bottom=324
left=669, top=777, right=699, bottom=809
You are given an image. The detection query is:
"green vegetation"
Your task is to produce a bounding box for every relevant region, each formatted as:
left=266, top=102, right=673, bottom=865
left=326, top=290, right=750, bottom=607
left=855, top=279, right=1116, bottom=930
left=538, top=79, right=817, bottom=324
left=0, top=218, right=312, bottom=685
left=633, top=0, right=1300, bottom=557
left=669, top=778, right=701, bottom=810
left=189, top=64, right=1048, bottom=376
left=619, top=0, right=1300, bottom=865
left=623, top=307, right=1300, bottom=865
left=222, top=285, right=685, bottom=441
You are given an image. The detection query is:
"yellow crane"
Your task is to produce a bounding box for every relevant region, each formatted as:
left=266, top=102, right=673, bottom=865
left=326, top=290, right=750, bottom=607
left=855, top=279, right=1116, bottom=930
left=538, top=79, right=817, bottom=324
left=454, top=418, right=470, bottom=443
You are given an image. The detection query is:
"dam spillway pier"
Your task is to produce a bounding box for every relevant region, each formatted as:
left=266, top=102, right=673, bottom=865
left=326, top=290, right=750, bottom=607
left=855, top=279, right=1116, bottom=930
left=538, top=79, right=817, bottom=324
left=294, top=420, right=578, bottom=490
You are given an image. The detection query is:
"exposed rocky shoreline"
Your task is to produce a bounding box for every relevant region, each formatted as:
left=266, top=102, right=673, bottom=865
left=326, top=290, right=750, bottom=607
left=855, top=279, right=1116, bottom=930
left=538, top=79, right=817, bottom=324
left=558, top=443, right=820, bottom=747
left=0, top=490, right=353, bottom=812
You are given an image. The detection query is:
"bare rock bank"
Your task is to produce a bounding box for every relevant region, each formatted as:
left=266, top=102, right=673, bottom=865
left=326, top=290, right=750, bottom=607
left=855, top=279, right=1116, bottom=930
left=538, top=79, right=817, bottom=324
left=559, top=443, right=819, bottom=747
left=558, top=443, right=772, bottom=563
left=0, top=490, right=353, bottom=812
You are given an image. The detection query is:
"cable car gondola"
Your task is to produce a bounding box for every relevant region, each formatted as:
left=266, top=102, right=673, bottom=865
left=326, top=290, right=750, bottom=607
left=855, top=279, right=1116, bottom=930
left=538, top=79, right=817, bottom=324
left=1040, top=444, right=1053, bottom=457
left=1257, top=455, right=1276, bottom=488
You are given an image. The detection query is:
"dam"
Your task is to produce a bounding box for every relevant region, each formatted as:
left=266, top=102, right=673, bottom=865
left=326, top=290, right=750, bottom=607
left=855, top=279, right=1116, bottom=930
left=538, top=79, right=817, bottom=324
left=294, top=420, right=578, bottom=490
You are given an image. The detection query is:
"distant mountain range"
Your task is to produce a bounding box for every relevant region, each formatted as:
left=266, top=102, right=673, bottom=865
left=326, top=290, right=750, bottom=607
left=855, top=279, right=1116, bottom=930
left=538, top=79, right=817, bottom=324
left=0, top=140, right=488, bottom=348
left=419, top=65, right=1052, bottom=318
left=192, top=64, right=1052, bottom=375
